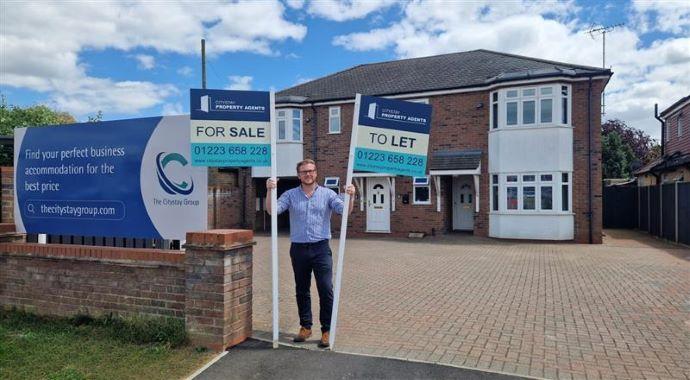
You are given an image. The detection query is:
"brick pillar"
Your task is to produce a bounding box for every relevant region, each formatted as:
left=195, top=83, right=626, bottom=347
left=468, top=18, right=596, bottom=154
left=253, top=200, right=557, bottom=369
left=184, top=229, right=254, bottom=351
left=0, top=223, right=23, bottom=243
left=1, top=167, right=14, bottom=224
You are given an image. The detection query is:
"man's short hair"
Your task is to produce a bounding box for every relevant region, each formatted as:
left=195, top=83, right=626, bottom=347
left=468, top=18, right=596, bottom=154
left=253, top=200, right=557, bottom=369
left=296, top=159, right=316, bottom=173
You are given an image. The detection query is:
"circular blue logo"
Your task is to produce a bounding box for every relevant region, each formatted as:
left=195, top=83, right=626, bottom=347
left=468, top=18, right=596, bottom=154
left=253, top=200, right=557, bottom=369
left=156, top=152, right=194, bottom=195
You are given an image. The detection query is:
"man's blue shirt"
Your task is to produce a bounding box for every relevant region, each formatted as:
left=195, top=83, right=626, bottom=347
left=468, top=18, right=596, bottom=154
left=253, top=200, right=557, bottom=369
left=276, top=185, right=345, bottom=243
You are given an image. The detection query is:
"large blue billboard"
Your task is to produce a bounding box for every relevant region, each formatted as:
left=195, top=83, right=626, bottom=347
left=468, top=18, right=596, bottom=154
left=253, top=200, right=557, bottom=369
left=190, top=89, right=272, bottom=167
left=14, top=116, right=207, bottom=239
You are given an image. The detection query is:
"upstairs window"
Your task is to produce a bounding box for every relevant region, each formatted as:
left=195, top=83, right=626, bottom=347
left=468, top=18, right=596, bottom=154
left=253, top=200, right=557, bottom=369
left=277, top=109, right=302, bottom=142
left=329, top=106, right=341, bottom=134
left=491, top=84, right=570, bottom=129
left=678, top=114, right=683, bottom=137
left=491, top=93, right=499, bottom=129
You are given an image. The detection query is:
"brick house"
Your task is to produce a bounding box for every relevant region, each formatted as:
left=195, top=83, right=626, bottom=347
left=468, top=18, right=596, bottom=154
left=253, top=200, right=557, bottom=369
left=249, top=50, right=611, bottom=243
left=635, top=95, right=690, bottom=186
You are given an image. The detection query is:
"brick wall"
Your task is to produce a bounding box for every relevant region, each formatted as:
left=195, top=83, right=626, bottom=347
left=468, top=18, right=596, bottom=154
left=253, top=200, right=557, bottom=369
left=664, top=103, right=690, bottom=156
left=208, top=169, right=243, bottom=229
left=0, top=227, right=255, bottom=351
left=571, top=80, right=604, bottom=244
left=0, top=241, right=186, bottom=319
left=1, top=167, right=13, bottom=224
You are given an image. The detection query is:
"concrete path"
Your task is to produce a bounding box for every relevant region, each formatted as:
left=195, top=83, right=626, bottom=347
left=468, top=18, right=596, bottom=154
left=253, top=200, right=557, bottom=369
left=251, top=230, right=690, bottom=379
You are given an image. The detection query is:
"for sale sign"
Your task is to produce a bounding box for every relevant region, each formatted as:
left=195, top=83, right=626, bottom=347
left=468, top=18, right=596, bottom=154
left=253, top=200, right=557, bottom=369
left=190, top=89, right=271, bottom=167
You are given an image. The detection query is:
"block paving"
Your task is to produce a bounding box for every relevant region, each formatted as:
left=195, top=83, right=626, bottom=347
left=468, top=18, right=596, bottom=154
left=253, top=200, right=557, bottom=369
left=252, top=230, right=690, bottom=379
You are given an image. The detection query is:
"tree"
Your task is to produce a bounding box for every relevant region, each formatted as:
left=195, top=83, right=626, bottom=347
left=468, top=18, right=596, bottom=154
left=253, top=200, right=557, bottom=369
left=602, top=119, right=659, bottom=165
left=0, top=96, right=77, bottom=165
left=602, top=131, right=635, bottom=179
left=87, top=110, right=103, bottom=123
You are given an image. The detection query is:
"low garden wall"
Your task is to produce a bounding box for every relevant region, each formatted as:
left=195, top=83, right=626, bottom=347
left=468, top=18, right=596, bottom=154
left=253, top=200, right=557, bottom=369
left=0, top=224, right=254, bottom=351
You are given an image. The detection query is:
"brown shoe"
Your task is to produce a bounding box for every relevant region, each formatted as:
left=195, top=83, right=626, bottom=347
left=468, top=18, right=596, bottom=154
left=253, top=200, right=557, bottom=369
left=293, top=327, right=312, bottom=342
left=318, top=331, right=329, bottom=348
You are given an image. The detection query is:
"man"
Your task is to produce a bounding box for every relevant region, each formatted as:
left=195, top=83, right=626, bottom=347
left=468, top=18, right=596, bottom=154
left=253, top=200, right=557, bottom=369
left=266, top=159, right=355, bottom=348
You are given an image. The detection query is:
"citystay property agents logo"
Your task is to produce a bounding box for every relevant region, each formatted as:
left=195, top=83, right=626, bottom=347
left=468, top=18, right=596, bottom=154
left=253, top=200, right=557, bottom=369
left=155, top=152, right=194, bottom=195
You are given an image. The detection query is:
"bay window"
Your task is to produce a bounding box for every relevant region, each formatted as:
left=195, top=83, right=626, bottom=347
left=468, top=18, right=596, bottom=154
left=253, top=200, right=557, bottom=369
left=489, top=84, right=571, bottom=129
left=490, top=172, right=571, bottom=213
left=276, top=109, right=302, bottom=142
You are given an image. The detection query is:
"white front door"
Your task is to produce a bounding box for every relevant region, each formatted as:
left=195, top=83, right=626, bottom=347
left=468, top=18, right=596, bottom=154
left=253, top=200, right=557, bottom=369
left=366, top=178, right=390, bottom=232
left=452, top=176, right=474, bottom=230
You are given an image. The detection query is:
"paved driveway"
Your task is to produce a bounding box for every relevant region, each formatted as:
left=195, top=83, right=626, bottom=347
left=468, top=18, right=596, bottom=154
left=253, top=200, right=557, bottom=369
left=251, top=230, right=690, bottom=380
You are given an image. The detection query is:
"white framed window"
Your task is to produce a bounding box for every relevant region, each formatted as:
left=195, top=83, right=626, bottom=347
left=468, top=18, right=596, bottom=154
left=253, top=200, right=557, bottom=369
left=413, top=176, right=431, bottom=205
left=540, top=174, right=553, bottom=211
left=491, top=92, right=499, bottom=129
left=492, top=172, right=570, bottom=213
left=277, top=108, right=302, bottom=142
left=678, top=114, right=683, bottom=137
left=490, top=84, right=570, bottom=129
left=491, top=174, right=499, bottom=211
left=329, top=106, right=341, bottom=134
left=561, top=172, right=570, bottom=211
left=324, top=177, right=339, bottom=193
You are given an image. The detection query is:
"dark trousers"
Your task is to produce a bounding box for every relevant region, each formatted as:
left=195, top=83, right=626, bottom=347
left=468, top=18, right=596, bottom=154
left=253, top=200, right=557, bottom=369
left=289, top=240, right=333, bottom=332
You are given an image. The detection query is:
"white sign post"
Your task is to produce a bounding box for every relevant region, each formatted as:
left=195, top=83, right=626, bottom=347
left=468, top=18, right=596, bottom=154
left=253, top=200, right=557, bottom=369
left=329, top=93, right=433, bottom=350
left=329, top=94, right=361, bottom=350
left=269, top=91, right=280, bottom=349
left=270, top=91, right=280, bottom=348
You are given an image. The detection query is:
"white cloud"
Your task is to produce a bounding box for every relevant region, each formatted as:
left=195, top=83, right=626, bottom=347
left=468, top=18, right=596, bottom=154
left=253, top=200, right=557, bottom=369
left=0, top=0, right=305, bottom=116
left=161, top=102, right=185, bottom=116
left=52, top=78, right=178, bottom=116
left=177, top=66, right=194, bottom=76
left=332, top=0, right=690, bottom=139
left=225, top=76, right=253, bottom=91
left=306, top=0, right=398, bottom=21
left=295, top=76, right=313, bottom=85
left=632, top=0, right=690, bottom=34
left=286, top=0, right=306, bottom=9
left=134, top=54, right=155, bottom=70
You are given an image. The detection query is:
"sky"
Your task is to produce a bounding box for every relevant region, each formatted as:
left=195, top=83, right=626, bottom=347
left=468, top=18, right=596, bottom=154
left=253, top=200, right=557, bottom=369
left=1, top=0, right=688, bottom=140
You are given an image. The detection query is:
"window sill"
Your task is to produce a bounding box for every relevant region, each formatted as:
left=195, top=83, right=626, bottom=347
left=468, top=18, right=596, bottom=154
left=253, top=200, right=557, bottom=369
left=488, top=124, right=573, bottom=133
left=490, top=211, right=574, bottom=216
left=276, top=140, right=304, bottom=144
left=327, top=131, right=341, bottom=135
left=413, top=202, right=432, bottom=205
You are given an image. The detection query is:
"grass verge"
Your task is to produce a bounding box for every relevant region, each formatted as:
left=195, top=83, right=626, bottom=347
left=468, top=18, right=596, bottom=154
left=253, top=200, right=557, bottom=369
left=0, top=309, right=215, bottom=380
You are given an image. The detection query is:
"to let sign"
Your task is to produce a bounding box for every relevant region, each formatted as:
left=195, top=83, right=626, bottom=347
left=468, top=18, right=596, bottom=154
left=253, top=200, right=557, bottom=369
left=354, top=95, right=432, bottom=177
left=190, top=89, right=271, bottom=167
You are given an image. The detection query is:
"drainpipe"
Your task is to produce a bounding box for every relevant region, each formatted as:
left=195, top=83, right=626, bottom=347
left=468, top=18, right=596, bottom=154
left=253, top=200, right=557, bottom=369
left=587, top=77, right=593, bottom=244
left=654, top=104, right=665, bottom=157
left=311, top=103, right=318, bottom=161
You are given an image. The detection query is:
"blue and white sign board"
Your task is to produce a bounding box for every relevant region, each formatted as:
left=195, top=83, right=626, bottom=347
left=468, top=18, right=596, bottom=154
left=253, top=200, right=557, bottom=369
left=354, top=95, right=432, bottom=177
left=190, top=89, right=271, bottom=167
left=14, top=116, right=208, bottom=239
